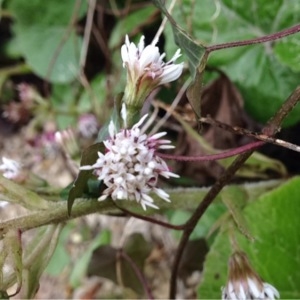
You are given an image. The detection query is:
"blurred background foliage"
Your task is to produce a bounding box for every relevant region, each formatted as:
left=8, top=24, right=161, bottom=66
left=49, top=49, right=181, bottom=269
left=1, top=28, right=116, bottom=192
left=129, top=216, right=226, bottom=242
left=0, top=0, right=300, bottom=298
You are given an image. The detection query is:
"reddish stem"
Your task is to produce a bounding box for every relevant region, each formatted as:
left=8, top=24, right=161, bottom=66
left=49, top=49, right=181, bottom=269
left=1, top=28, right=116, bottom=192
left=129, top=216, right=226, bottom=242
left=207, top=23, right=300, bottom=53
left=119, top=249, right=154, bottom=299
left=113, top=202, right=185, bottom=230
left=157, top=141, right=264, bottom=162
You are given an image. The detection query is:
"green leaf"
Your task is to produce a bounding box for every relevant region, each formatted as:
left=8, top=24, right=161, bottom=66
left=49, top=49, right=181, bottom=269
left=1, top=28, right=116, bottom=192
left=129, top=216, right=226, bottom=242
left=169, top=203, right=226, bottom=240
left=78, top=74, right=107, bottom=113
left=15, top=27, right=82, bottom=83
left=198, top=176, right=300, bottom=299
left=153, top=0, right=207, bottom=119
left=8, top=0, right=87, bottom=83
left=109, top=6, right=157, bottom=49
left=221, top=187, right=254, bottom=241
left=224, top=46, right=300, bottom=127
left=8, top=0, right=87, bottom=27
left=51, top=83, right=81, bottom=129
left=274, top=36, right=300, bottom=72
left=0, top=291, right=9, bottom=299
left=3, top=230, right=23, bottom=294
left=153, top=0, right=206, bottom=77
left=0, top=0, right=4, bottom=20
left=45, top=225, right=73, bottom=276
left=67, top=143, right=104, bottom=215
left=0, top=175, right=51, bottom=210
left=87, top=233, right=152, bottom=295
left=163, top=0, right=300, bottom=126
left=69, top=230, right=111, bottom=288
left=22, top=224, right=63, bottom=298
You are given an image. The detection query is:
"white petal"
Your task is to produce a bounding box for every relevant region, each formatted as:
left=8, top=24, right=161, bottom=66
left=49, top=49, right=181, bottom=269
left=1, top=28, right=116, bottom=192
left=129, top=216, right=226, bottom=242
left=121, top=102, right=127, bottom=127
left=125, top=34, right=130, bottom=47
left=159, top=63, right=184, bottom=85
left=263, top=283, right=280, bottom=299
left=121, top=44, right=129, bottom=67
left=154, top=188, right=170, bottom=202
left=150, top=131, right=167, bottom=140
left=247, top=278, right=261, bottom=298
left=238, top=284, right=247, bottom=300
left=228, top=282, right=237, bottom=299
left=169, top=48, right=182, bottom=63
left=79, top=165, right=94, bottom=170
left=158, top=145, right=175, bottom=149
left=142, top=193, right=155, bottom=203
left=98, top=194, right=108, bottom=201
left=138, top=35, right=145, bottom=53
left=133, top=113, right=148, bottom=129
left=108, top=120, right=116, bottom=138
left=139, top=45, right=161, bottom=69
left=160, top=170, right=180, bottom=178
left=140, top=198, right=159, bottom=210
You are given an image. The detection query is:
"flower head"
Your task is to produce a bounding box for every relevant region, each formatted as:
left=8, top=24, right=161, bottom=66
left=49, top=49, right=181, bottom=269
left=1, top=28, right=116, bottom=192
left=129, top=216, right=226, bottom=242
left=0, top=157, right=22, bottom=180
left=222, top=251, right=279, bottom=300
left=80, top=105, right=178, bottom=210
left=121, top=35, right=183, bottom=121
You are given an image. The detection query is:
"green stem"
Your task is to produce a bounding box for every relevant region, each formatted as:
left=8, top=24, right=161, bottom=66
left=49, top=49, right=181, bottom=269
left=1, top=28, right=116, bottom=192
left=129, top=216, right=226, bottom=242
left=0, top=180, right=283, bottom=236
left=0, top=64, right=31, bottom=76
left=0, top=199, right=112, bottom=235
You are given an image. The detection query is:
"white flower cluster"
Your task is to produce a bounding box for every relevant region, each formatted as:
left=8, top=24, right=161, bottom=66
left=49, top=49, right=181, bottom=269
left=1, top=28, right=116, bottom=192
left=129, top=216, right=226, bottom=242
left=80, top=113, right=178, bottom=210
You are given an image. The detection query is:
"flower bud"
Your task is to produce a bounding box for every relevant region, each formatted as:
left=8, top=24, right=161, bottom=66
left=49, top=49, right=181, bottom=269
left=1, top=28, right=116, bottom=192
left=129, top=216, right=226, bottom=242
left=222, top=251, right=279, bottom=300
left=121, top=35, right=183, bottom=123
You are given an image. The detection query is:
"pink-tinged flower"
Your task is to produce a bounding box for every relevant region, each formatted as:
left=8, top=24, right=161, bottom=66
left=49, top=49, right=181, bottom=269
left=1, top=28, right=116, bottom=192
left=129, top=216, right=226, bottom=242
left=121, top=35, right=183, bottom=120
left=17, top=83, right=36, bottom=106
left=80, top=105, right=178, bottom=210
left=0, top=157, right=22, bottom=180
left=77, top=113, right=99, bottom=138
left=222, top=251, right=280, bottom=300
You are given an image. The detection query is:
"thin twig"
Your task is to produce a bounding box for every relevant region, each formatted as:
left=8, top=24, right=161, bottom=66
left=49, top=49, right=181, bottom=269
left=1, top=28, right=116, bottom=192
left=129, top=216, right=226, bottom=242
left=44, top=0, right=83, bottom=95
left=152, top=0, right=178, bottom=45
left=80, top=0, right=96, bottom=70
left=207, top=23, right=300, bottom=53
left=200, top=116, right=300, bottom=153
left=120, top=250, right=154, bottom=299
left=77, top=71, right=102, bottom=117
left=150, top=78, right=191, bottom=135
left=113, top=202, right=185, bottom=230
